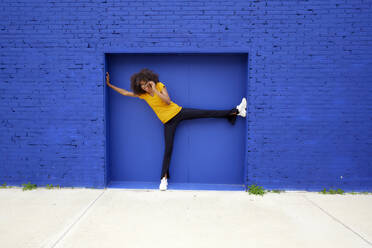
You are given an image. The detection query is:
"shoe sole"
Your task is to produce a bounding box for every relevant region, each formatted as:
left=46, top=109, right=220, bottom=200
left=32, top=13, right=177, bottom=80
left=236, top=98, right=247, bottom=117
left=238, top=110, right=246, bottom=117
left=236, top=98, right=246, bottom=110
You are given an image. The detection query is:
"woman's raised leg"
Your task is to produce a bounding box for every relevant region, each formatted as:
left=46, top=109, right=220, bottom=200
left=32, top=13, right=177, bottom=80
left=178, top=107, right=237, bottom=122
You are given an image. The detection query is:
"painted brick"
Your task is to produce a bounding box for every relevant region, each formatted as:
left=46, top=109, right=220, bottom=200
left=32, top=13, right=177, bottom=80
left=0, top=0, right=371, bottom=191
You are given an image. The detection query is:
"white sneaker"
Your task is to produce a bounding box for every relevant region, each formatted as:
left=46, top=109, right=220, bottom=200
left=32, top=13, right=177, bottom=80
left=236, top=97, right=247, bottom=117
left=159, top=177, right=168, bottom=191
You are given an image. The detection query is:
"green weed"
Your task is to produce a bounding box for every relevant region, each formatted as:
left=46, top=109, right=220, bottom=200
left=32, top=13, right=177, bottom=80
left=246, top=184, right=266, bottom=196
left=320, top=188, right=344, bottom=194
left=267, top=189, right=285, bottom=193
left=22, top=182, right=37, bottom=191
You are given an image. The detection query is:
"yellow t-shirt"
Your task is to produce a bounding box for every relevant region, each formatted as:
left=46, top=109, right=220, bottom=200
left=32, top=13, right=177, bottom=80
left=138, top=82, right=182, bottom=124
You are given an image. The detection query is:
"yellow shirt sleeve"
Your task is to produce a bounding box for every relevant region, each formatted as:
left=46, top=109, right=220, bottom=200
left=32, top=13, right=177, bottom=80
left=157, top=82, right=165, bottom=92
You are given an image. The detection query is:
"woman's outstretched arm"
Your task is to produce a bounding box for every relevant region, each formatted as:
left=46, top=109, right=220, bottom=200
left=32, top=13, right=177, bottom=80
left=106, top=72, right=138, bottom=98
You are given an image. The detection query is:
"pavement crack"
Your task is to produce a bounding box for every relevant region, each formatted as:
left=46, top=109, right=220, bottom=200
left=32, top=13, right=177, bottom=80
left=49, top=189, right=107, bottom=248
left=302, top=194, right=372, bottom=247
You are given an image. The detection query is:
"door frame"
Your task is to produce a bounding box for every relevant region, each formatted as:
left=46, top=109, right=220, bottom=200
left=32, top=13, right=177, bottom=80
left=103, top=48, right=250, bottom=191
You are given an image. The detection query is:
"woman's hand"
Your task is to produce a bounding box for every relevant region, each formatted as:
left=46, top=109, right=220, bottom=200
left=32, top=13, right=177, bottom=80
left=106, top=72, right=111, bottom=86
left=148, top=81, right=156, bottom=91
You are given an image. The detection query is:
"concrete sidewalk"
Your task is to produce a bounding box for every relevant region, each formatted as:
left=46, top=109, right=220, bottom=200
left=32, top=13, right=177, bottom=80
left=1, top=188, right=371, bottom=248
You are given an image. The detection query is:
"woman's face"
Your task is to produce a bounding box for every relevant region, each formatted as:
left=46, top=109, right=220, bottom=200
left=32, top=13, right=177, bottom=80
left=140, top=80, right=152, bottom=93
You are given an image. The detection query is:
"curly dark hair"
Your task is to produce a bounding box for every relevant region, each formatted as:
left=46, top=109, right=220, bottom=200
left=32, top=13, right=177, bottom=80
left=130, top=68, right=159, bottom=95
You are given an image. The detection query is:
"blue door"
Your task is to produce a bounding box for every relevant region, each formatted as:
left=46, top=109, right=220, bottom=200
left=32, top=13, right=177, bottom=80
left=106, top=53, right=247, bottom=190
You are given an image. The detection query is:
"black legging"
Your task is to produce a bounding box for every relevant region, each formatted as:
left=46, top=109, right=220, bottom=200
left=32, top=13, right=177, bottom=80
left=160, top=107, right=237, bottom=180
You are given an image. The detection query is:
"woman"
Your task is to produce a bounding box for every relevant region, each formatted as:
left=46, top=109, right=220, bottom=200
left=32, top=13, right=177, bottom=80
left=106, top=68, right=247, bottom=191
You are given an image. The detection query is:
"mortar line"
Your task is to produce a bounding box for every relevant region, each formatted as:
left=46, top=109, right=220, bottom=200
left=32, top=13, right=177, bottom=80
left=49, top=188, right=107, bottom=248
left=302, top=194, right=372, bottom=247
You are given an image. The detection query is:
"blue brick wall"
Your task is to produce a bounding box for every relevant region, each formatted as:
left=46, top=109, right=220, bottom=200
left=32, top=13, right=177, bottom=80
left=0, top=0, right=371, bottom=191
